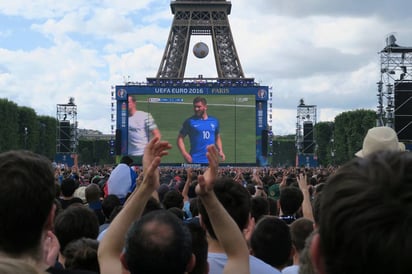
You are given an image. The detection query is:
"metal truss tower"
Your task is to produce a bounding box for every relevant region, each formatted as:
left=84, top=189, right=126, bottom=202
left=56, top=97, right=78, bottom=153
left=296, top=99, right=317, bottom=154
left=155, top=0, right=245, bottom=80
left=377, top=34, right=412, bottom=129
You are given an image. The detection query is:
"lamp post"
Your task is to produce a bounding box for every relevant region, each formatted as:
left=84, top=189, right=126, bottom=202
left=24, top=127, right=28, bottom=149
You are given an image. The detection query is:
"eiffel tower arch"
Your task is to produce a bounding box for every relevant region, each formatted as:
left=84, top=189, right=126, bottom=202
left=155, top=0, right=245, bottom=80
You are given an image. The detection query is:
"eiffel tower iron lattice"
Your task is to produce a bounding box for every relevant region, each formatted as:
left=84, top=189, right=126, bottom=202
left=155, top=0, right=245, bottom=80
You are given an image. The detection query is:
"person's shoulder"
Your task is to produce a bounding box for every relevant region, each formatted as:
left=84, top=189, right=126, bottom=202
left=208, top=252, right=228, bottom=260
left=208, top=115, right=220, bottom=122
left=281, top=265, right=299, bottom=274
left=250, top=255, right=282, bottom=274
left=207, top=252, right=227, bottom=274
left=187, top=115, right=199, bottom=121
left=182, top=116, right=199, bottom=125
left=132, top=110, right=149, bottom=117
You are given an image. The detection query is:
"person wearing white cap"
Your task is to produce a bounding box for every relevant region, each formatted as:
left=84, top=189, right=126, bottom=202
left=355, top=126, right=405, bottom=158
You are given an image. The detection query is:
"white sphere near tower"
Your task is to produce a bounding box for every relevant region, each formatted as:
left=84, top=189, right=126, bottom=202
left=193, top=42, right=209, bottom=58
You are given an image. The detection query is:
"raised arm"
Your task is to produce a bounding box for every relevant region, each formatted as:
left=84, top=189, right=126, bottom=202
left=296, top=173, right=314, bottom=222
left=196, top=145, right=250, bottom=274
left=182, top=167, right=192, bottom=203
left=252, top=171, right=267, bottom=198
left=98, top=137, right=172, bottom=274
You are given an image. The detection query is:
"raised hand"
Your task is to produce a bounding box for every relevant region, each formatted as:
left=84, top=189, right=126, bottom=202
left=142, top=137, right=172, bottom=192
left=195, top=145, right=219, bottom=197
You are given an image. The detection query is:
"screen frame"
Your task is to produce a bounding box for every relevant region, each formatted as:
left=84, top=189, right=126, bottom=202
left=115, top=83, right=269, bottom=166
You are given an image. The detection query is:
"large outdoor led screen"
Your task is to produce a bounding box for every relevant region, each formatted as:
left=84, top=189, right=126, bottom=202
left=115, top=84, right=269, bottom=165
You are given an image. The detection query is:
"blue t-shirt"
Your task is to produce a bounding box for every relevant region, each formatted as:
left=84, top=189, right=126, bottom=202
left=179, top=115, right=220, bottom=163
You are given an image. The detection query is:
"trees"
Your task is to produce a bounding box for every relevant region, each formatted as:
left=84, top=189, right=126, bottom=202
left=0, top=98, right=114, bottom=164
left=0, top=99, right=19, bottom=151
left=0, top=99, right=57, bottom=159
left=306, top=110, right=375, bottom=166
left=314, top=121, right=334, bottom=166
left=333, top=109, right=375, bottom=164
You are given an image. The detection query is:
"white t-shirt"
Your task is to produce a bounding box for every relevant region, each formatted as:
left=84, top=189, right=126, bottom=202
left=208, top=252, right=281, bottom=274
left=128, top=111, right=157, bottom=155
left=282, top=264, right=299, bottom=274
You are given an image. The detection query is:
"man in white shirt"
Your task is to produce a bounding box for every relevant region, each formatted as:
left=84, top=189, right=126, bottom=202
left=198, top=177, right=281, bottom=274
left=128, top=95, right=161, bottom=161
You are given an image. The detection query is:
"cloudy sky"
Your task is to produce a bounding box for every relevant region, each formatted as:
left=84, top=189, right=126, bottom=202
left=1, top=0, right=412, bottom=135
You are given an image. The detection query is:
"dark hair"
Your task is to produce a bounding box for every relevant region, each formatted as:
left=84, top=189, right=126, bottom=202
left=186, top=222, right=208, bottom=274
left=125, top=210, right=192, bottom=274
left=60, top=177, right=78, bottom=197
left=192, top=96, right=207, bottom=105
left=319, top=151, right=412, bottom=274
left=63, top=237, right=99, bottom=273
left=312, top=191, right=322, bottom=224
left=162, top=190, right=184, bottom=210
left=250, top=216, right=292, bottom=269
left=168, top=207, right=185, bottom=220
left=0, top=150, right=55, bottom=256
left=251, top=196, right=269, bottom=223
left=189, top=197, right=199, bottom=217
left=198, top=177, right=251, bottom=240
left=142, top=197, right=162, bottom=216
left=279, top=186, right=303, bottom=216
left=246, top=183, right=256, bottom=196
left=85, top=183, right=102, bottom=202
left=289, top=218, right=314, bottom=253
left=267, top=197, right=278, bottom=216
left=102, top=194, right=121, bottom=219
left=55, top=182, right=61, bottom=198
left=54, top=206, right=99, bottom=252
left=157, top=184, right=170, bottom=203
left=120, top=156, right=134, bottom=165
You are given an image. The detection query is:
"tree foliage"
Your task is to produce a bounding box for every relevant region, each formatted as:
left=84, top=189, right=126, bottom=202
left=0, top=99, right=19, bottom=151
left=0, top=98, right=114, bottom=164
left=333, top=109, right=375, bottom=164
left=0, top=99, right=57, bottom=159
left=314, top=121, right=334, bottom=166
left=270, top=135, right=296, bottom=167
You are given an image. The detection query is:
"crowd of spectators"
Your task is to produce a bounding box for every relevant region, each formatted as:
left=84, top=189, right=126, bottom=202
left=0, top=126, right=410, bottom=274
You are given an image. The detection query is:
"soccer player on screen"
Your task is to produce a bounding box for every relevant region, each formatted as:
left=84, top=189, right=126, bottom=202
left=128, top=95, right=161, bottom=162
left=177, top=96, right=225, bottom=164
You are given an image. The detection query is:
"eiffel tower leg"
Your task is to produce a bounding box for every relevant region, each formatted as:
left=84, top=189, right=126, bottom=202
left=155, top=1, right=245, bottom=80
left=157, top=21, right=191, bottom=79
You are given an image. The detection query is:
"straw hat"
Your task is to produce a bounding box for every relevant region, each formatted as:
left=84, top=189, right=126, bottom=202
left=355, top=126, right=405, bottom=157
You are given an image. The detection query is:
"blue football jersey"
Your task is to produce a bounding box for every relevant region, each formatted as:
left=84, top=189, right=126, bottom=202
left=179, top=116, right=220, bottom=163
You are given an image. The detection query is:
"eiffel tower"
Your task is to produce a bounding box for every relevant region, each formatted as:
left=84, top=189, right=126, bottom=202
left=151, top=0, right=249, bottom=81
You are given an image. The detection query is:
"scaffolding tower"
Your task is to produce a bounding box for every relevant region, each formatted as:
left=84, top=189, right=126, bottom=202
left=377, top=34, right=412, bottom=131
left=56, top=97, right=78, bottom=153
left=296, top=99, right=317, bottom=154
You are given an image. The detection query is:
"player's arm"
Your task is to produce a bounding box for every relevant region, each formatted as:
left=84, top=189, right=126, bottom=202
left=152, top=128, right=161, bottom=140
left=148, top=113, right=161, bottom=140
left=216, top=134, right=225, bottom=161
left=177, top=134, right=192, bottom=163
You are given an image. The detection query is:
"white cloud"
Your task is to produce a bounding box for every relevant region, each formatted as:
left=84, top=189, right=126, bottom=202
left=1, top=0, right=412, bottom=137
